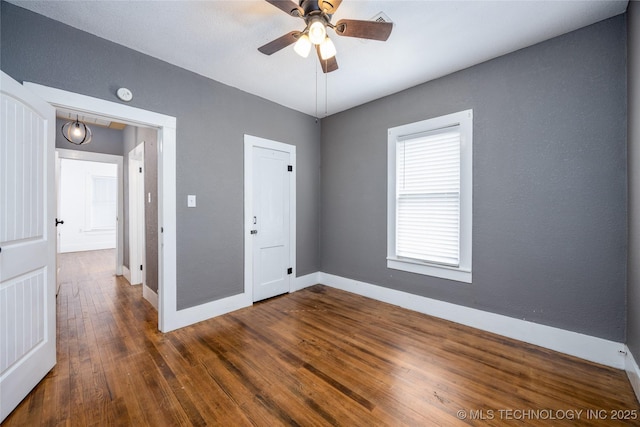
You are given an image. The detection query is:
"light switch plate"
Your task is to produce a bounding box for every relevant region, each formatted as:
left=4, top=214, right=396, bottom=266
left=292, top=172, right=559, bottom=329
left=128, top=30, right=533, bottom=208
left=187, top=195, right=196, bottom=208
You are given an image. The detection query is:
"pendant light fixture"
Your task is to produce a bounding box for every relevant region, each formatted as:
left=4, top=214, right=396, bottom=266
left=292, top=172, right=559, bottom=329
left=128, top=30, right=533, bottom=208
left=61, top=115, right=92, bottom=145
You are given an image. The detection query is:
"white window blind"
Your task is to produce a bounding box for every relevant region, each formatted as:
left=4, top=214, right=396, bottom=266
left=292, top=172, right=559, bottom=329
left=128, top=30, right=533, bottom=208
left=90, top=175, right=117, bottom=230
left=396, top=127, right=461, bottom=266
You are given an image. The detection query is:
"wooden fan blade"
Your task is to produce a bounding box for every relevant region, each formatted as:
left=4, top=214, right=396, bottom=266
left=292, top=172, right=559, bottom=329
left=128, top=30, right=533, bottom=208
left=334, top=19, right=393, bottom=41
left=318, top=0, right=342, bottom=14
left=265, top=0, right=304, bottom=17
left=258, top=31, right=301, bottom=55
left=316, top=46, right=338, bottom=73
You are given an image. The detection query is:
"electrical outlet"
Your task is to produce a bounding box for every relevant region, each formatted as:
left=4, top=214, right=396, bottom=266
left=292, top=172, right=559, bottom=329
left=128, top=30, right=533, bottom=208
left=187, top=194, right=196, bottom=208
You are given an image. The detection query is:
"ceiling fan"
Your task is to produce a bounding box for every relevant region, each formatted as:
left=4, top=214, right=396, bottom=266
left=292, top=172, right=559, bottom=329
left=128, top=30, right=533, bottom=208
left=258, top=0, right=393, bottom=73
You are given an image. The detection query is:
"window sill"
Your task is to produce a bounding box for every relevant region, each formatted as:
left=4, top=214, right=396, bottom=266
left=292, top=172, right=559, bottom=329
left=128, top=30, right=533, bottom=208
left=387, top=257, right=472, bottom=284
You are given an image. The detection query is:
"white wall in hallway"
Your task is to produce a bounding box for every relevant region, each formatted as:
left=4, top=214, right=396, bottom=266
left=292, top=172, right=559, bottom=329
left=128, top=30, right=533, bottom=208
left=59, top=158, right=118, bottom=253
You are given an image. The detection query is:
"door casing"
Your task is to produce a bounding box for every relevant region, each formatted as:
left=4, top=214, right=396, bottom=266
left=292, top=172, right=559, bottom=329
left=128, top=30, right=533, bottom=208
left=23, top=82, right=178, bottom=332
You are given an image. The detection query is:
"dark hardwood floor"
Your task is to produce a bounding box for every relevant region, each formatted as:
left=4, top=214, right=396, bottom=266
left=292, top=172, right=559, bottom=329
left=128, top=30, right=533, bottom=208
left=4, top=249, right=639, bottom=426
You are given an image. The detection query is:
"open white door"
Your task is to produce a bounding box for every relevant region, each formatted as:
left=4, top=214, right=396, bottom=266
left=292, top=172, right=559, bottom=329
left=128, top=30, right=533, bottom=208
left=128, top=143, right=145, bottom=285
left=55, top=150, right=62, bottom=296
left=0, top=72, right=56, bottom=421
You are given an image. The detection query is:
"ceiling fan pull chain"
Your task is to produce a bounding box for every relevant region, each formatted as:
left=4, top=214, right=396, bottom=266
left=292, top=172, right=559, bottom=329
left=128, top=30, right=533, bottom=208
left=325, top=64, right=328, bottom=117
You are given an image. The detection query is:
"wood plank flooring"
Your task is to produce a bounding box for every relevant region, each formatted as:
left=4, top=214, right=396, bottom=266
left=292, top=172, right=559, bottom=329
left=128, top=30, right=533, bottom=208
left=3, top=249, right=639, bottom=426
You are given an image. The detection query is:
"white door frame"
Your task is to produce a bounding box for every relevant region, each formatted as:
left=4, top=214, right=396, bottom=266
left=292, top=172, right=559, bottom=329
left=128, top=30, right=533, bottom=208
left=24, top=82, right=178, bottom=332
left=56, top=149, right=124, bottom=275
left=244, top=134, right=297, bottom=302
left=127, top=144, right=145, bottom=285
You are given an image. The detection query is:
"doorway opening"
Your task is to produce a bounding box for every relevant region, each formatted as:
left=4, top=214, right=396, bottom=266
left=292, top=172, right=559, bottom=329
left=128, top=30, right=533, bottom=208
left=56, top=152, right=123, bottom=296
left=55, top=147, right=124, bottom=281
left=25, top=82, right=177, bottom=332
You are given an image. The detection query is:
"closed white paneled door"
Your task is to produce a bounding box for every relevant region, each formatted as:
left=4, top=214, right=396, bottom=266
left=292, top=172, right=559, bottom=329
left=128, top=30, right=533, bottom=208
left=0, top=72, right=56, bottom=422
left=252, top=146, right=291, bottom=302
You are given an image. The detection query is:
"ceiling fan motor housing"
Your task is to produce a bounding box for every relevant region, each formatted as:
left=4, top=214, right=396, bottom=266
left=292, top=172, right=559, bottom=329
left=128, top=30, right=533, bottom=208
left=300, top=1, right=321, bottom=15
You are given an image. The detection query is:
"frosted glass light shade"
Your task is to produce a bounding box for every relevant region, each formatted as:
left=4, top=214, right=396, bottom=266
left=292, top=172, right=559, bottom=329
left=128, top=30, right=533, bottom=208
left=319, top=37, right=336, bottom=60
left=294, top=34, right=312, bottom=58
left=61, top=117, right=92, bottom=145
left=308, top=20, right=326, bottom=45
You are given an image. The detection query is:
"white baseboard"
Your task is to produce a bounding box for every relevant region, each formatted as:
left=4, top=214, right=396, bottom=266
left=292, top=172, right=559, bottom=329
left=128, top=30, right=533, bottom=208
left=122, top=266, right=131, bottom=285
left=163, top=293, right=252, bottom=332
left=625, top=346, right=640, bottom=403
left=319, top=272, right=626, bottom=369
left=293, top=272, right=321, bottom=292
left=163, top=273, right=317, bottom=332
left=143, top=284, right=158, bottom=310
left=60, top=243, right=116, bottom=253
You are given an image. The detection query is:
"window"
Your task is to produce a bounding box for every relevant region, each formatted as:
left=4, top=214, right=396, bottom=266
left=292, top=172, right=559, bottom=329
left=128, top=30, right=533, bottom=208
left=89, top=175, right=117, bottom=230
left=387, top=109, right=472, bottom=283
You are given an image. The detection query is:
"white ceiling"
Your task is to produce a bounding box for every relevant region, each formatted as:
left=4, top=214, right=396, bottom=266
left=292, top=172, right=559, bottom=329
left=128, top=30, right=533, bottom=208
left=8, top=0, right=628, bottom=117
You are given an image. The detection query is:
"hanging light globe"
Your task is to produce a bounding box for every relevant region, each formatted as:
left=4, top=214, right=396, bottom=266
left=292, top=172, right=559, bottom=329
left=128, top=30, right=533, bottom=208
left=61, top=115, right=92, bottom=145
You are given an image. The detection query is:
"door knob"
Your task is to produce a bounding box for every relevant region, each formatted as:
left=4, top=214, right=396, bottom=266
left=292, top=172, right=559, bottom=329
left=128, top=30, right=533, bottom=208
left=55, top=218, right=64, bottom=227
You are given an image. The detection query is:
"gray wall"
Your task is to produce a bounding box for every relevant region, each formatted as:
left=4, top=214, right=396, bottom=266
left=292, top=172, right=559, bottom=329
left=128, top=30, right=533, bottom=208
left=1, top=1, right=321, bottom=309
left=56, top=118, right=124, bottom=156
left=320, top=16, right=627, bottom=341
left=628, top=1, right=640, bottom=357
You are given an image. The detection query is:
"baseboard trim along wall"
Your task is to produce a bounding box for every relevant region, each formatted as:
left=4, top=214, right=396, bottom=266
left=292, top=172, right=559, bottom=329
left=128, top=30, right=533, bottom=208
left=293, top=272, right=323, bottom=292
left=164, top=293, right=253, bottom=332
left=169, top=271, right=627, bottom=371
left=143, top=284, right=159, bottom=310
left=625, top=346, right=640, bottom=402
left=294, top=272, right=625, bottom=370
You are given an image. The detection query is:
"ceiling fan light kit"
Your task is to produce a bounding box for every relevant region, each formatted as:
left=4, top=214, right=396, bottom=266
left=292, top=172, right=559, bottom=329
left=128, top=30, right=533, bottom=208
left=259, top=0, right=393, bottom=73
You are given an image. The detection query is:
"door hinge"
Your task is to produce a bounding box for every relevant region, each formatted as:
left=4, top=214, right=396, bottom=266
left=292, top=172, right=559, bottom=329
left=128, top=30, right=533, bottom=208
left=287, top=165, right=293, bottom=172
left=287, top=267, right=293, bottom=275
left=161, top=227, right=164, bottom=233
left=140, top=265, right=143, bottom=271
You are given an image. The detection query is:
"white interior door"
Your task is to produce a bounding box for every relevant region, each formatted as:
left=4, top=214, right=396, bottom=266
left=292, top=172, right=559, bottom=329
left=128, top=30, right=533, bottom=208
left=0, top=71, right=56, bottom=422
left=252, top=146, right=292, bottom=302
left=55, top=151, right=62, bottom=295
left=128, top=144, right=145, bottom=285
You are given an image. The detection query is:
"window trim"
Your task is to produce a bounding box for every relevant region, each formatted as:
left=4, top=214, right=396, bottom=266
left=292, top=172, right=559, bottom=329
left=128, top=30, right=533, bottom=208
left=387, top=109, right=473, bottom=283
